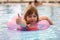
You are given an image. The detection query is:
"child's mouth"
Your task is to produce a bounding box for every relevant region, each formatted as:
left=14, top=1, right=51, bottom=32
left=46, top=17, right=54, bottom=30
left=31, top=21, right=36, bottom=24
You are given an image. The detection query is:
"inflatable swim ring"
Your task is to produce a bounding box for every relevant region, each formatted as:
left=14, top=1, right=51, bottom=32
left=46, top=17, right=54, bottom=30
left=7, top=16, right=50, bottom=31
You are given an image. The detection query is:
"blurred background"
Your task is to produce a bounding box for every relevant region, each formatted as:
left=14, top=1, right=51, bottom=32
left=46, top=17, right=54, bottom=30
left=0, top=0, right=60, bottom=40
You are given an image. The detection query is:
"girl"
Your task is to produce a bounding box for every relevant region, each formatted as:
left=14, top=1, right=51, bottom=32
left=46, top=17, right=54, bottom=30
left=16, top=6, right=53, bottom=31
left=24, top=6, right=39, bottom=31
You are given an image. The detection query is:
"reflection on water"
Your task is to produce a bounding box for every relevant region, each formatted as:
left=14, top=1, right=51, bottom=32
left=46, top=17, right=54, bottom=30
left=0, top=4, right=60, bottom=40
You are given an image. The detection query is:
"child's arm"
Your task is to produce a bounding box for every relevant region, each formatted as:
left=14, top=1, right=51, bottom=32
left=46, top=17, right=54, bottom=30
left=46, top=17, right=53, bottom=25
left=39, top=16, right=53, bottom=25
left=16, top=13, right=26, bottom=27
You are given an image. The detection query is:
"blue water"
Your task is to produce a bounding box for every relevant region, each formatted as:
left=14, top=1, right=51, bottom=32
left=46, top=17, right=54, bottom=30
left=0, top=4, right=60, bottom=40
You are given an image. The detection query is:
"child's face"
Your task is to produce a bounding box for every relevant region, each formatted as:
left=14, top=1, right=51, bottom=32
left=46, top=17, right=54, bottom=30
left=26, top=13, right=37, bottom=23
left=34, top=3, right=39, bottom=6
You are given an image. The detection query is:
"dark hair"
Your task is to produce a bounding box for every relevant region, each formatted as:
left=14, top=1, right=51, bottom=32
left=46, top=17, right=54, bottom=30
left=34, top=0, right=38, bottom=3
left=24, top=6, right=39, bottom=24
left=29, top=1, right=32, bottom=4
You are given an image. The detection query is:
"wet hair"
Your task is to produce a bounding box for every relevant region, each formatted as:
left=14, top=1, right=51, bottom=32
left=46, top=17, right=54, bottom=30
left=24, top=6, right=39, bottom=24
left=34, top=0, right=38, bottom=3
left=29, top=1, right=32, bottom=5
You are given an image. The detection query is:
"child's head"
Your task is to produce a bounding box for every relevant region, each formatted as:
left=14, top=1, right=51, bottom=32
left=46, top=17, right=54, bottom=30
left=29, top=1, right=32, bottom=5
left=24, top=6, right=39, bottom=24
left=34, top=0, right=39, bottom=6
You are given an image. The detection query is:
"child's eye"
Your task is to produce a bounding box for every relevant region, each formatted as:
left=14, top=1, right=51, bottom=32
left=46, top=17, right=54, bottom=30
left=28, top=16, right=32, bottom=18
left=33, top=16, right=37, bottom=17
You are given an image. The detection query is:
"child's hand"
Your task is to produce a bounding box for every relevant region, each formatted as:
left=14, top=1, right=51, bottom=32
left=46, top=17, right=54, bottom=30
left=16, top=13, right=26, bottom=25
left=18, top=13, right=21, bottom=18
left=16, top=13, right=21, bottom=24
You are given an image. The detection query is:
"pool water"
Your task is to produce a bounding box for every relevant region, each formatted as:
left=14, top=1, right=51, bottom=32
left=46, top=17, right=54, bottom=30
left=0, top=4, right=60, bottom=40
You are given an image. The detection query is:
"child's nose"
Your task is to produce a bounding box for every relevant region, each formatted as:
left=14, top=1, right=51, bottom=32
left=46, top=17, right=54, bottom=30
left=31, top=18, right=35, bottom=22
left=32, top=17, right=35, bottom=20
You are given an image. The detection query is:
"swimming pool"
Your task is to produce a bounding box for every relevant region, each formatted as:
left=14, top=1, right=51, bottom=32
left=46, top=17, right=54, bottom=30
left=0, top=4, right=60, bottom=40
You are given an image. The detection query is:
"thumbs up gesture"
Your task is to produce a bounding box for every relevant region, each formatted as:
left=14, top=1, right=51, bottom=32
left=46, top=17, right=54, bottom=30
left=16, top=13, right=21, bottom=24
